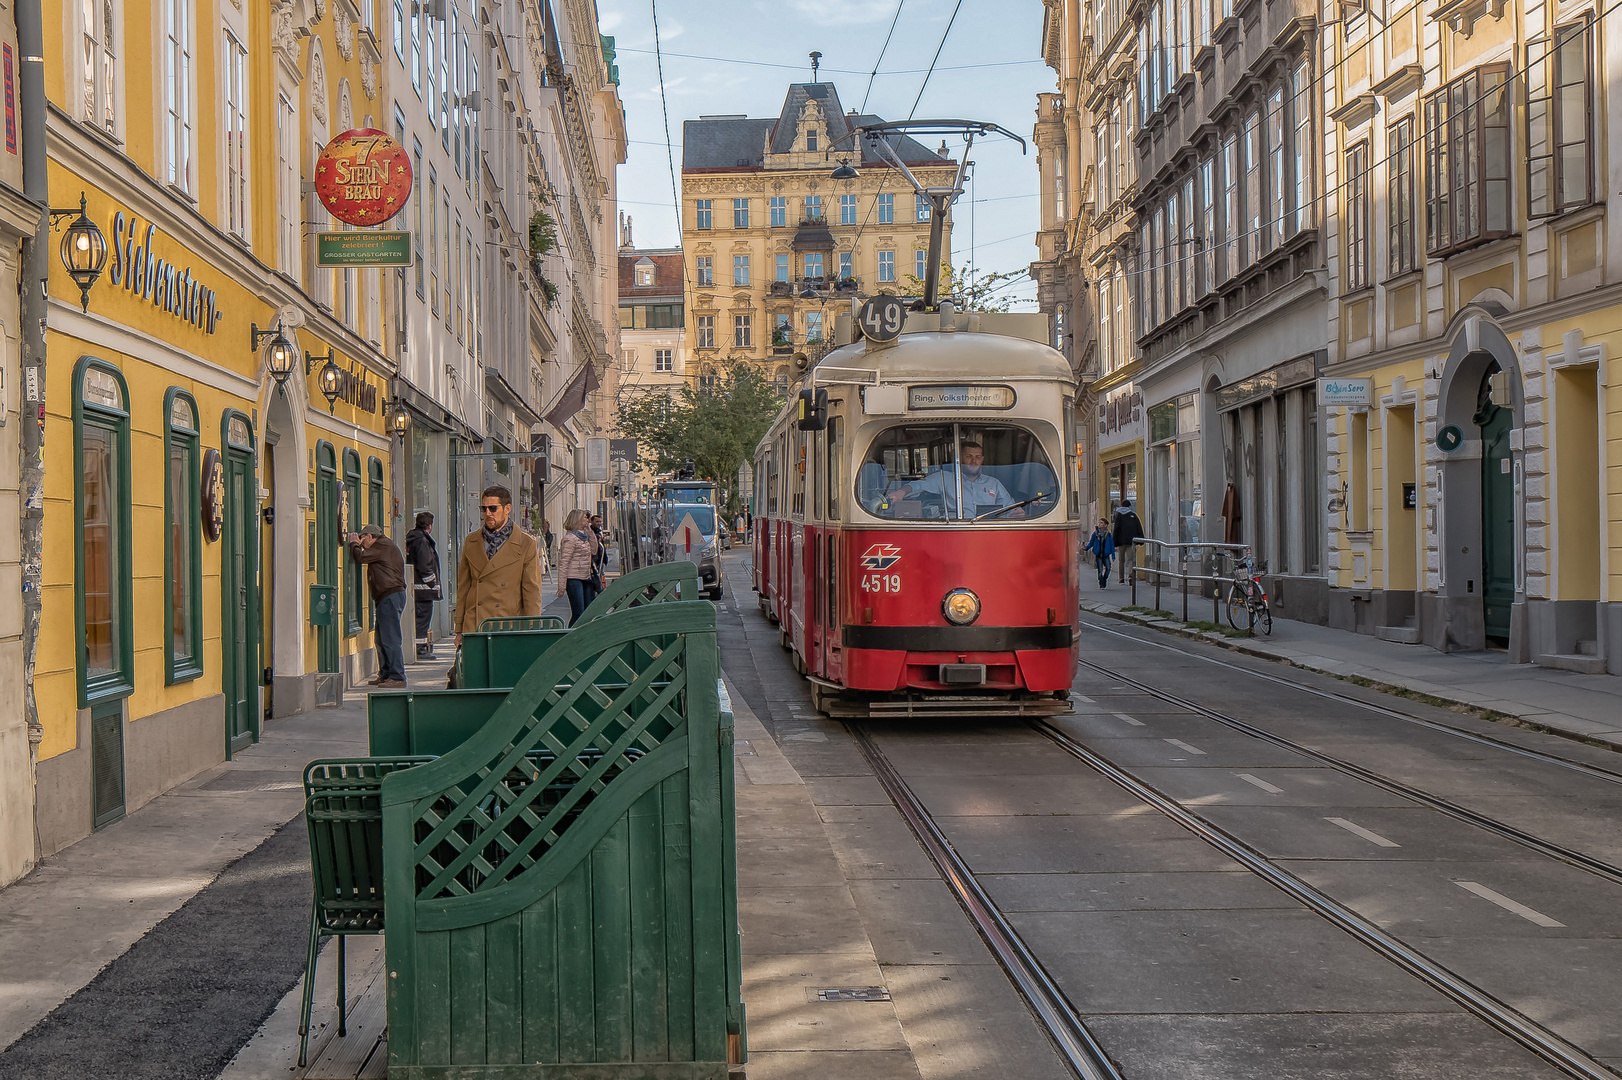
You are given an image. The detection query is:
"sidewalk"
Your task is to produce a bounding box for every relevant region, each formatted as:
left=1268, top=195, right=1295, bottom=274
left=1079, top=569, right=1622, bottom=749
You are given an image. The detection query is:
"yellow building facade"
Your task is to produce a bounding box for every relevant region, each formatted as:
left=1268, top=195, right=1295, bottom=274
left=36, top=0, right=397, bottom=852
left=681, top=82, right=953, bottom=394
left=1321, top=0, right=1621, bottom=670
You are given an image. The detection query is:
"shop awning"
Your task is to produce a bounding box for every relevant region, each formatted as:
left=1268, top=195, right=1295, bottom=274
left=543, top=362, right=600, bottom=427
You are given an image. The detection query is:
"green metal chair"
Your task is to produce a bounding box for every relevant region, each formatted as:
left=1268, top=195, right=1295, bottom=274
left=299, top=757, right=433, bottom=1067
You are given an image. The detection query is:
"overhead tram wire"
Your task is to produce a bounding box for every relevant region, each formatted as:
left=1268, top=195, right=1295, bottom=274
left=649, top=0, right=692, bottom=304
left=908, top=0, right=968, bottom=119
left=861, top=0, right=907, bottom=113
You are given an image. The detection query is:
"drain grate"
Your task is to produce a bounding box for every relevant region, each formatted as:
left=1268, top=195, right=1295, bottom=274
left=814, top=986, right=891, bottom=1003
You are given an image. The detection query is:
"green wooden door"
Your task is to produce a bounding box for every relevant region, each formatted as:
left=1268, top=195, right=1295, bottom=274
left=317, top=445, right=339, bottom=673
left=1480, top=403, right=1515, bottom=641
left=223, top=448, right=258, bottom=752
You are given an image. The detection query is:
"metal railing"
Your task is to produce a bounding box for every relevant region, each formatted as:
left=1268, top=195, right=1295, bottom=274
left=1124, top=539, right=1254, bottom=622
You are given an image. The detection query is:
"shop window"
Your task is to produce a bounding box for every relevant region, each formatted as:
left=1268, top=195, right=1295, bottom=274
left=75, top=357, right=134, bottom=707
left=344, top=449, right=363, bottom=635
left=164, top=389, right=203, bottom=684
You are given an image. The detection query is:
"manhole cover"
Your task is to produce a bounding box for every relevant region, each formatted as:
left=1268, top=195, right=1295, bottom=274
left=814, top=987, right=890, bottom=1003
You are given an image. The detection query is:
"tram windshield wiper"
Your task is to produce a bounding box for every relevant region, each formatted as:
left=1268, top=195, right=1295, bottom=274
left=975, top=493, right=1048, bottom=521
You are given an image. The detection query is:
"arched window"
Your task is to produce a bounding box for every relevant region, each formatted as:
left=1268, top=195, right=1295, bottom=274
left=368, top=456, right=385, bottom=532
left=344, top=448, right=363, bottom=635
left=164, top=388, right=203, bottom=683
left=75, top=357, right=133, bottom=705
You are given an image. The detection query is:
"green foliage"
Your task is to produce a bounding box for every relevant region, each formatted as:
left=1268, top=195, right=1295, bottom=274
left=529, top=210, right=557, bottom=257
left=901, top=261, right=1026, bottom=312
left=615, top=362, right=781, bottom=494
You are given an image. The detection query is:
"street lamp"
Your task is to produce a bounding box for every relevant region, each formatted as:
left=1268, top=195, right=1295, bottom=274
left=48, top=193, right=108, bottom=312
left=386, top=397, right=411, bottom=438
left=251, top=321, right=297, bottom=392
left=306, top=348, right=344, bottom=413
left=830, top=159, right=859, bottom=180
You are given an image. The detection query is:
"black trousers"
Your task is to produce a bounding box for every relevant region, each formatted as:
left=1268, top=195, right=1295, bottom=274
left=414, top=597, right=435, bottom=640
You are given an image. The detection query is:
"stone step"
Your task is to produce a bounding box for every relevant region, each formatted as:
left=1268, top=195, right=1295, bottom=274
left=1376, top=624, right=1422, bottom=645
left=1577, top=639, right=1600, bottom=657
left=1541, top=652, right=1608, bottom=675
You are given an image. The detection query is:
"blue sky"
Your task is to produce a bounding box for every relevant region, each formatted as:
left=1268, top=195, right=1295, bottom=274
left=595, top=0, right=1054, bottom=309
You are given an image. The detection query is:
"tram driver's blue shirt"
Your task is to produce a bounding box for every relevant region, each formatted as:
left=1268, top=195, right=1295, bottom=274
left=908, top=467, right=1015, bottom=513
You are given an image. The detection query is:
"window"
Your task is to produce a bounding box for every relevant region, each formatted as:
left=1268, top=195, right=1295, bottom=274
left=1425, top=64, right=1511, bottom=255
left=877, top=193, right=894, bottom=223
left=774, top=366, right=790, bottom=396
left=840, top=194, right=857, bottom=224
left=164, top=0, right=192, bottom=190
left=276, top=94, right=297, bottom=274
left=1151, top=209, right=1165, bottom=323
left=412, top=143, right=424, bottom=296
left=655, top=349, right=674, bottom=372
left=700, top=365, right=718, bottom=393
left=1221, top=132, right=1239, bottom=279
left=411, top=4, right=421, bottom=94
left=1198, top=156, right=1215, bottom=292
left=81, top=0, right=117, bottom=133
left=224, top=31, right=249, bottom=238
left=438, top=19, right=449, bottom=142
left=839, top=251, right=852, bottom=279
left=635, top=261, right=654, bottom=287
left=770, top=196, right=786, bottom=227
left=774, top=313, right=792, bottom=346
left=734, top=314, right=752, bottom=348
left=806, top=127, right=818, bottom=151
left=805, top=195, right=823, bottom=221
left=915, top=249, right=927, bottom=282
left=776, top=253, right=789, bottom=282
left=696, top=199, right=712, bottom=229
left=806, top=311, right=822, bottom=343
left=1097, top=271, right=1114, bottom=372
left=620, top=349, right=636, bottom=372
left=733, top=198, right=749, bottom=228
left=1527, top=19, right=1594, bottom=218
left=162, top=390, right=202, bottom=684
left=1388, top=117, right=1417, bottom=276
left=805, top=252, right=823, bottom=279
left=429, top=171, right=439, bottom=313
left=733, top=255, right=750, bottom=286
left=696, top=255, right=712, bottom=285
left=1345, top=140, right=1370, bottom=290
left=394, top=0, right=404, bottom=60
left=1267, top=87, right=1285, bottom=249
left=696, top=314, right=714, bottom=348
left=344, top=449, right=363, bottom=635
left=878, top=250, right=895, bottom=282
left=1242, top=111, right=1261, bottom=263
left=1291, top=61, right=1313, bottom=231
left=915, top=194, right=931, bottom=222
left=74, top=358, right=133, bottom=705
left=856, top=423, right=1060, bottom=522
left=1180, top=175, right=1195, bottom=306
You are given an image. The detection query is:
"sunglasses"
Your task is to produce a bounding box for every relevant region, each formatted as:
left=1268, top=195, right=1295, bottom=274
left=480, top=504, right=504, bottom=513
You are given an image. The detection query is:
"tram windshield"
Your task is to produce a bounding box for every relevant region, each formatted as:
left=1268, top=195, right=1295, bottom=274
left=856, top=423, right=1060, bottom=521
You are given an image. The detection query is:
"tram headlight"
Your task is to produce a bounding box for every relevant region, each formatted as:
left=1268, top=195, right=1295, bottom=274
left=942, top=588, right=980, bottom=626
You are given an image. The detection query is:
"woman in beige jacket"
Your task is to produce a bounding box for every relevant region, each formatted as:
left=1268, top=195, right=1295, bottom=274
left=556, top=508, right=600, bottom=625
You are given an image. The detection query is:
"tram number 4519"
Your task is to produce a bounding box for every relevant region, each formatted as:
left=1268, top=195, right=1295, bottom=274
left=860, top=573, right=902, bottom=593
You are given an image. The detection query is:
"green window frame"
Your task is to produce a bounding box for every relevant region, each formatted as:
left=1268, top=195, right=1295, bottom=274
left=163, top=388, right=204, bottom=684
left=344, top=448, right=363, bottom=635
left=74, top=357, right=134, bottom=707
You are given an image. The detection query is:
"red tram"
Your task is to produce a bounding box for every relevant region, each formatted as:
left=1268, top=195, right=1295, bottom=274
left=751, top=305, right=1081, bottom=717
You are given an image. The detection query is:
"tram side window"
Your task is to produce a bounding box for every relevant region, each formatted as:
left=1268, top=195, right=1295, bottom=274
left=826, top=416, right=842, bottom=520
left=791, top=428, right=806, bottom=517
left=768, top=443, right=780, bottom=515
left=856, top=423, right=1060, bottom=521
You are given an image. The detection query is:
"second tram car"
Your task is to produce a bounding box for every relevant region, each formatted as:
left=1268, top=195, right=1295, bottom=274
left=752, top=306, right=1081, bottom=716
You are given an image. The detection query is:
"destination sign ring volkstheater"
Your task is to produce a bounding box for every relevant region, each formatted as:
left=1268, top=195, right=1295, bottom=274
left=314, top=128, right=413, bottom=227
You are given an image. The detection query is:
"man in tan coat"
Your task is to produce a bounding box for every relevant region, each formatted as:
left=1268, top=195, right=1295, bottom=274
left=453, top=485, right=543, bottom=647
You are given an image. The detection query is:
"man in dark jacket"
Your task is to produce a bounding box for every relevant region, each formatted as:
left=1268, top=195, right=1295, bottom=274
left=1112, top=500, right=1146, bottom=584
left=347, top=524, right=408, bottom=688
left=404, top=512, right=441, bottom=661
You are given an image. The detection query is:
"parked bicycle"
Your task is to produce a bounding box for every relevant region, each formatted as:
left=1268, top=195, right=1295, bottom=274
left=1225, top=551, right=1273, bottom=635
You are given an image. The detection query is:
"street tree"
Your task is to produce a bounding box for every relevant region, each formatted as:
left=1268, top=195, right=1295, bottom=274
left=901, top=262, right=1026, bottom=312
left=615, top=361, right=782, bottom=512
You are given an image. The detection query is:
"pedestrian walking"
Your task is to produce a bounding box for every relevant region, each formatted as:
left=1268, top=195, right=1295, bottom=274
left=557, top=508, right=600, bottom=626
left=589, top=512, right=609, bottom=603
left=1085, top=518, right=1116, bottom=588
left=543, top=518, right=555, bottom=566
left=453, top=485, right=543, bottom=648
left=404, top=512, right=441, bottom=660
left=1112, top=500, right=1146, bottom=584
left=347, top=524, right=409, bottom=688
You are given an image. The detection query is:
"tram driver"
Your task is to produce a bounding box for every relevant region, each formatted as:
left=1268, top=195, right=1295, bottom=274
left=888, top=441, right=1025, bottom=519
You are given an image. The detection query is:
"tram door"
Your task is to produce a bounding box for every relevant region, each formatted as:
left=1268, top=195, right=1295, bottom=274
left=222, top=437, right=259, bottom=753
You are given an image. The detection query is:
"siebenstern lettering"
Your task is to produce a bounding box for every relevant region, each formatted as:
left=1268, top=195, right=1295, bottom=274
left=107, top=211, right=224, bottom=334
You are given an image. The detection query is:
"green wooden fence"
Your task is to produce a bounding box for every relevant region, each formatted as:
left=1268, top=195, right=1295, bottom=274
left=379, top=601, right=742, bottom=1078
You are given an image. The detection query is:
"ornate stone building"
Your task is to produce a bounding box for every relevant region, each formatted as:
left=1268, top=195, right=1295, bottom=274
left=681, top=82, right=954, bottom=394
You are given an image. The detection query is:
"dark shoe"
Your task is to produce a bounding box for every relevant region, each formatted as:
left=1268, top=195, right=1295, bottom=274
left=367, top=676, right=383, bottom=685
left=377, top=678, right=408, bottom=689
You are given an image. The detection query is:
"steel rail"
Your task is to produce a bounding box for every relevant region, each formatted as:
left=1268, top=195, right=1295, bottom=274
left=1071, top=650, right=1622, bottom=888
left=848, top=725, right=1123, bottom=1080
left=1029, top=719, right=1618, bottom=1080
left=1080, top=618, right=1622, bottom=787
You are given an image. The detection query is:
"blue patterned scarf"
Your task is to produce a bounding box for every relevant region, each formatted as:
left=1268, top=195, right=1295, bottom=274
left=482, top=518, right=515, bottom=560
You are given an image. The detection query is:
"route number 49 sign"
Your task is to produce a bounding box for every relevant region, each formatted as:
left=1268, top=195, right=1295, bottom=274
left=859, top=295, right=906, bottom=342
